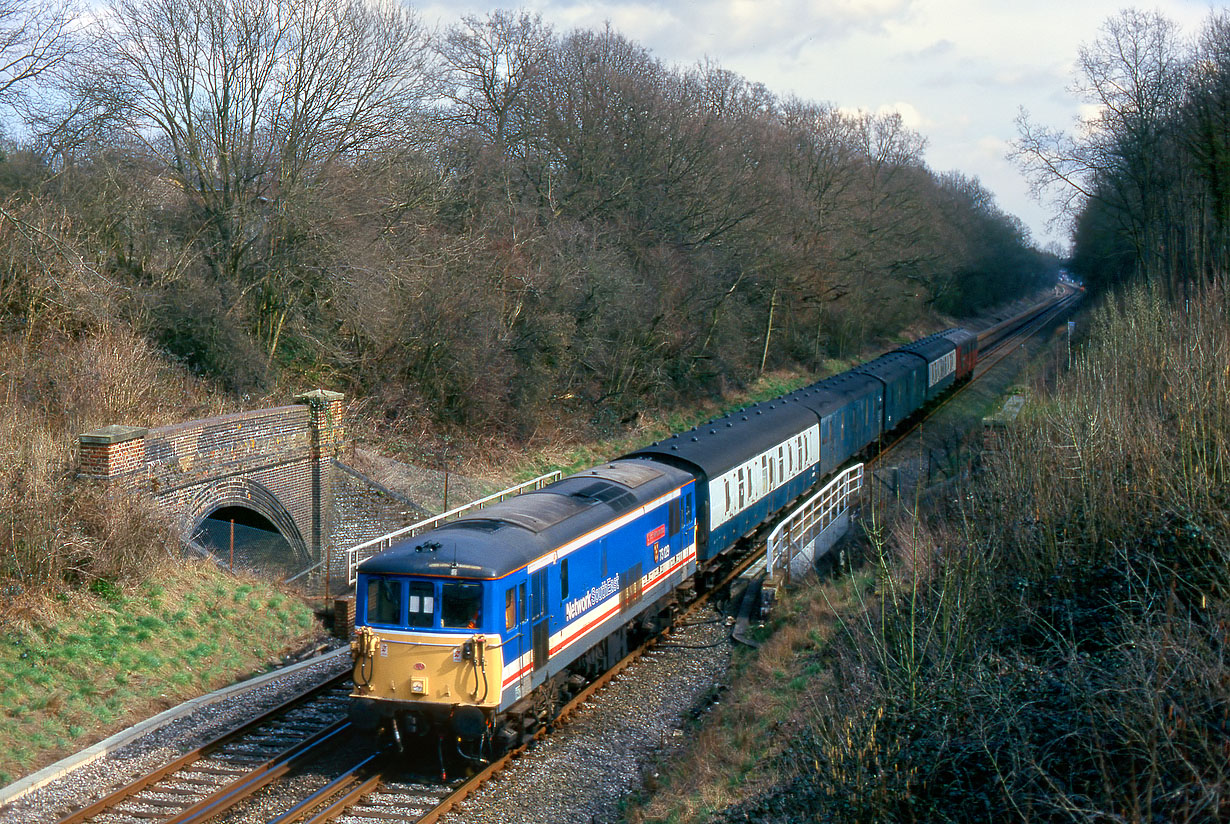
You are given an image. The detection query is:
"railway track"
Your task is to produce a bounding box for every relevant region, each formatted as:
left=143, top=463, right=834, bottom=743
left=46, top=290, right=1080, bottom=824
left=869, top=288, right=1080, bottom=467
left=52, top=675, right=355, bottom=824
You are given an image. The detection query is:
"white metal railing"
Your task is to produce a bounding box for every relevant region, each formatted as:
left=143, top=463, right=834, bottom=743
left=344, top=471, right=563, bottom=586
left=765, top=463, right=863, bottom=579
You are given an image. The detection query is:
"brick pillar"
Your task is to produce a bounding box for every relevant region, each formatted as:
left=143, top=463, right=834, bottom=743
left=296, top=390, right=345, bottom=596
left=79, top=425, right=149, bottom=484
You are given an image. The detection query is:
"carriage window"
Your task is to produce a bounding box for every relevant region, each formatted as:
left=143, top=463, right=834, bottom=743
left=505, top=588, right=517, bottom=630
left=366, top=578, right=402, bottom=626
left=442, top=581, right=483, bottom=629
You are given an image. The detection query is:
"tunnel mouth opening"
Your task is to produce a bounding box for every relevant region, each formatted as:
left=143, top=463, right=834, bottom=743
left=194, top=505, right=304, bottom=579
left=207, top=505, right=280, bottom=532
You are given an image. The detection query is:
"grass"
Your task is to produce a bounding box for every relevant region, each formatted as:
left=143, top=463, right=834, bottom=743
left=0, top=560, right=322, bottom=786
left=630, top=280, right=1230, bottom=823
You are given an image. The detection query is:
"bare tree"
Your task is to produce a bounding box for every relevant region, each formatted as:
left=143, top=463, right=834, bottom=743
left=0, top=0, right=80, bottom=118
left=1013, top=9, right=1188, bottom=289
left=83, top=0, right=434, bottom=351
left=436, top=10, right=552, bottom=154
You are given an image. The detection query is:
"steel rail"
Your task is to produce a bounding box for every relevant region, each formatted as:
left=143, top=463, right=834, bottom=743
left=163, top=719, right=352, bottom=824
left=52, top=673, right=351, bottom=824
left=265, top=751, right=388, bottom=824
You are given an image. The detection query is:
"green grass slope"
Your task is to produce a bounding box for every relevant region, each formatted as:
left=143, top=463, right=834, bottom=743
left=0, top=562, right=321, bottom=785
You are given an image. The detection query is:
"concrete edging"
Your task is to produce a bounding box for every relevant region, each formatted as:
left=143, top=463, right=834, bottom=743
left=0, top=646, right=351, bottom=805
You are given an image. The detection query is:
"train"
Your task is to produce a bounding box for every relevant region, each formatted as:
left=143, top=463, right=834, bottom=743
left=348, top=327, right=979, bottom=762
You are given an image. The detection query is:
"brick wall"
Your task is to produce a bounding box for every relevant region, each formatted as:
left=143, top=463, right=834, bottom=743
left=78, top=392, right=345, bottom=581
left=78, top=389, right=426, bottom=596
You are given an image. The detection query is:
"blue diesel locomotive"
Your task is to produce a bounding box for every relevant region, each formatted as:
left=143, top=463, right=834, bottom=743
left=349, top=327, right=978, bottom=758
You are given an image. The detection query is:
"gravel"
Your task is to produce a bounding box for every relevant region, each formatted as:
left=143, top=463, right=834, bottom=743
left=0, top=646, right=351, bottom=824
left=432, top=606, right=735, bottom=824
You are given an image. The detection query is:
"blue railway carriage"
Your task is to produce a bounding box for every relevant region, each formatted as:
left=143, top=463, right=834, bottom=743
left=896, top=333, right=959, bottom=402
left=787, top=372, right=884, bottom=475
left=350, top=459, right=697, bottom=750
left=628, top=399, right=821, bottom=562
left=854, top=352, right=929, bottom=432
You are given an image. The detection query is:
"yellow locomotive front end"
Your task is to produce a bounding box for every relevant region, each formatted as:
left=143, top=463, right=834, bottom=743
left=348, top=572, right=505, bottom=749
left=351, top=626, right=503, bottom=710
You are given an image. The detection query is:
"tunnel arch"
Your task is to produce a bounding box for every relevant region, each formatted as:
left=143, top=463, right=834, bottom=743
left=185, top=477, right=310, bottom=567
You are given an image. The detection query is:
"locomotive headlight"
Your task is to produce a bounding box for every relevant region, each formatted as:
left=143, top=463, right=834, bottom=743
left=410, top=678, right=428, bottom=694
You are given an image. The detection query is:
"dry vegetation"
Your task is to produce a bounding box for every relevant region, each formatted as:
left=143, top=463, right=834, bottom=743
left=0, top=322, right=236, bottom=591
left=633, top=281, right=1230, bottom=823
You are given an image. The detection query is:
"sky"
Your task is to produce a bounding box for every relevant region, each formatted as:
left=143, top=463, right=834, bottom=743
left=415, top=0, right=1218, bottom=253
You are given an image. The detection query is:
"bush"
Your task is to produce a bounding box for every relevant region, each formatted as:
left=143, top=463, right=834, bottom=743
left=733, top=280, right=1230, bottom=823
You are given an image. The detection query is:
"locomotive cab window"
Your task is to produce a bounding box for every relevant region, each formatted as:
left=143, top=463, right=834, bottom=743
left=560, top=559, right=569, bottom=599
left=407, top=580, right=434, bottom=628
left=366, top=577, right=402, bottom=626
left=442, top=581, right=483, bottom=629
left=505, top=588, right=517, bottom=630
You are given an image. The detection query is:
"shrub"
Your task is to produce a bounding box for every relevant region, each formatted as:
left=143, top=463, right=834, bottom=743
left=731, top=280, right=1230, bottom=823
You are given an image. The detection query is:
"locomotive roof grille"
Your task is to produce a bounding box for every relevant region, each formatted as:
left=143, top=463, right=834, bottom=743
left=570, top=481, right=638, bottom=513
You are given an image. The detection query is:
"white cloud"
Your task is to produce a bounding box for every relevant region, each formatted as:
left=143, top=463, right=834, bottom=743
left=881, top=101, right=929, bottom=130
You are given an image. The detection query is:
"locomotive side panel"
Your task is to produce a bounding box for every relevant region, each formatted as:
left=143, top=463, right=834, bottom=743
left=527, top=481, right=697, bottom=690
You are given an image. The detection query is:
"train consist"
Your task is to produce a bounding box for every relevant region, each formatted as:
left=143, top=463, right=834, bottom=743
left=349, top=327, right=979, bottom=761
